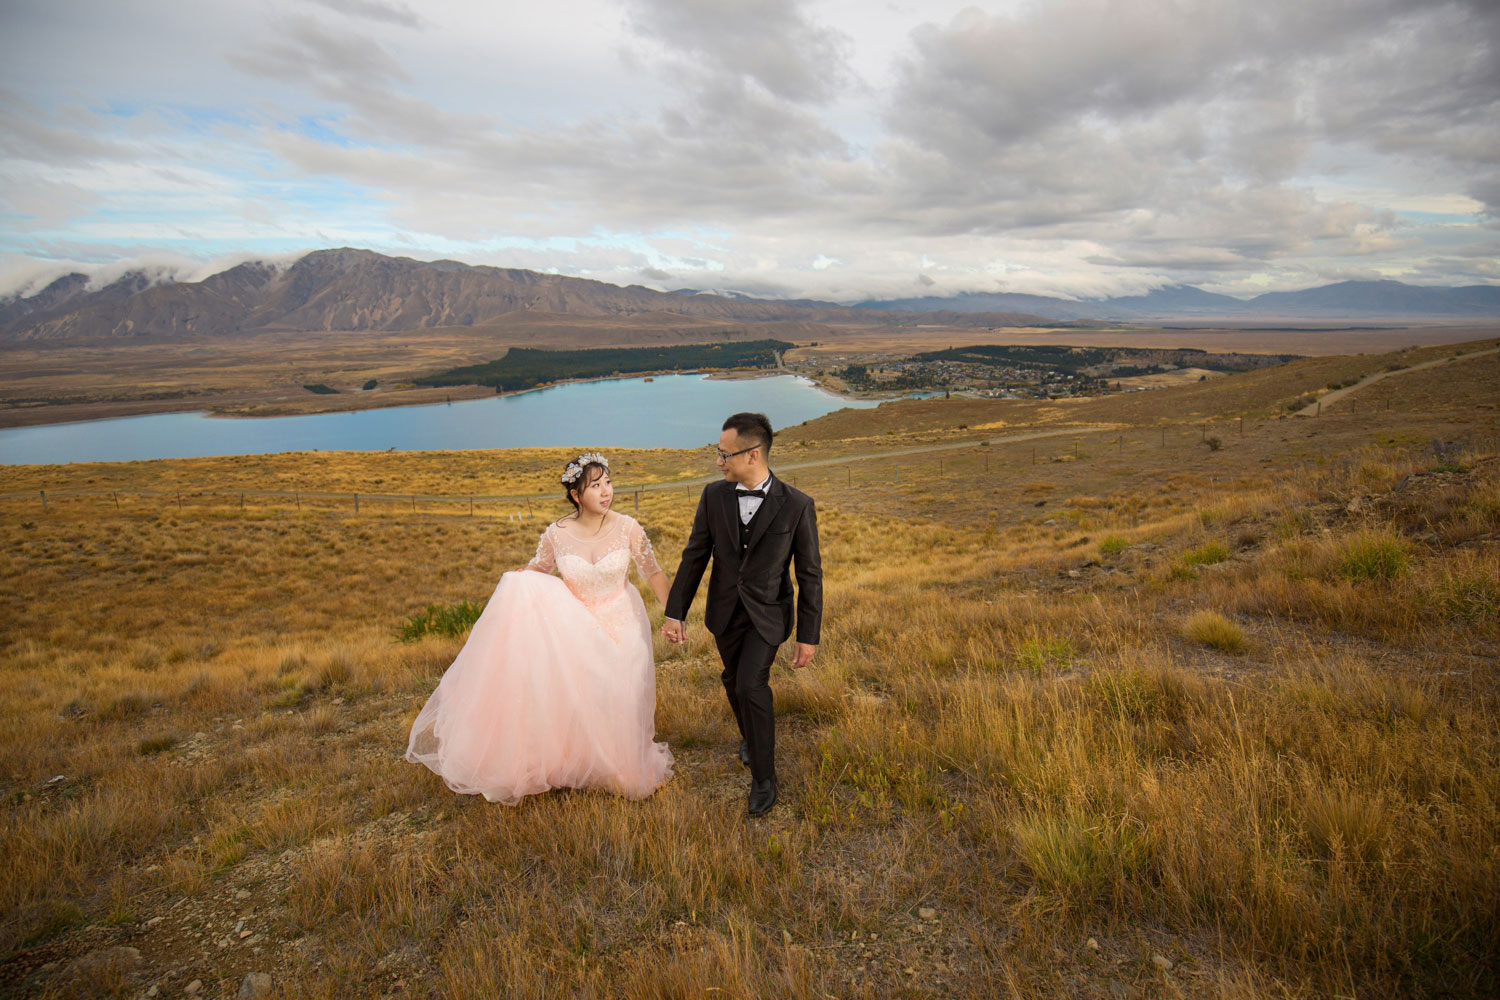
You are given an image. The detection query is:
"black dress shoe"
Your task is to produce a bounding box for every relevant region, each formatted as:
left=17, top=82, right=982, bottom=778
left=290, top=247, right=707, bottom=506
left=748, top=778, right=777, bottom=817
left=738, top=741, right=751, bottom=767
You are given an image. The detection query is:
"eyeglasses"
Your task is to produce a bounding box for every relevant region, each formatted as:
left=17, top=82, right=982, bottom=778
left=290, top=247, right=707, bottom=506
left=714, top=445, right=756, bottom=462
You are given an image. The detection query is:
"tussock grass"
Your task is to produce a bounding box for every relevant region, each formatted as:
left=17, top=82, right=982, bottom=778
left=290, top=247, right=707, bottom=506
left=1339, top=529, right=1412, bottom=581
left=1183, top=609, right=1246, bottom=653
left=1098, top=534, right=1129, bottom=555
left=3, top=403, right=1499, bottom=996
left=1183, top=540, right=1230, bottom=566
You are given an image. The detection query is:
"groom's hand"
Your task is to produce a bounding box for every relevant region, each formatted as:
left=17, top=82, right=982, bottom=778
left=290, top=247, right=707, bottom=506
left=792, top=642, right=817, bottom=668
left=661, top=619, right=687, bottom=644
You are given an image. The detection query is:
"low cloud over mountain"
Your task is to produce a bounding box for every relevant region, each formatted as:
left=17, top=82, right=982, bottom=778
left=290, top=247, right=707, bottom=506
left=3, top=250, right=1496, bottom=343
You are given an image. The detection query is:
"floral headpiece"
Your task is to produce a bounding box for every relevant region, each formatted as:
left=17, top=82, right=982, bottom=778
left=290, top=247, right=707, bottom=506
left=561, top=451, right=609, bottom=486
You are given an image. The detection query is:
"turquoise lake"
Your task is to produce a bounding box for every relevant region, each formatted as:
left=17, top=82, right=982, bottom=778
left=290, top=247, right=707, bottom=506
left=0, top=374, right=882, bottom=465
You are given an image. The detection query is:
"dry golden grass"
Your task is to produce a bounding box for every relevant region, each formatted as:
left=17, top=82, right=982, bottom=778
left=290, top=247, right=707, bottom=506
left=1182, top=610, right=1246, bottom=653
left=2, top=342, right=1499, bottom=998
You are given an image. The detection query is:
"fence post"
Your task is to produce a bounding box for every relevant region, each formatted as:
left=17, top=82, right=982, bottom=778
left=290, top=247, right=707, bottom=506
left=40, top=490, right=46, bottom=511
left=295, top=492, right=301, bottom=512
left=411, top=496, right=415, bottom=513
left=846, top=466, right=851, bottom=486
left=354, top=493, right=359, bottom=514
left=469, top=497, right=474, bottom=516
left=1161, top=427, right=1165, bottom=447
left=177, top=493, right=182, bottom=511
left=113, top=491, right=119, bottom=510
left=240, top=493, right=245, bottom=510
left=635, top=489, right=640, bottom=511
left=1239, top=416, right=1244, bottom=436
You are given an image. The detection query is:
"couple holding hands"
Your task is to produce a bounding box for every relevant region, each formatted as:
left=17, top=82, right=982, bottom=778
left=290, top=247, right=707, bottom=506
left=405, top=412, right=822, bottom=818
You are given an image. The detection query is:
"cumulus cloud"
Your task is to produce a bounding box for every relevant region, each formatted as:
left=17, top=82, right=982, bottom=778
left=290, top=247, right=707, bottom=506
left=623, top=0, right=853, bottom=104
left=0, top=0, right=1495, bottom=301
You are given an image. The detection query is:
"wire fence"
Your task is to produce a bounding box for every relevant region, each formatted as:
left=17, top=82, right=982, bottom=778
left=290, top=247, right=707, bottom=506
left=6, top=420, right=1493, bottom=520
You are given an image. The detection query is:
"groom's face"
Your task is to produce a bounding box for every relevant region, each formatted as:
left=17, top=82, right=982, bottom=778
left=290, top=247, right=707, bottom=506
left=717, top=428, right=755, bottom=484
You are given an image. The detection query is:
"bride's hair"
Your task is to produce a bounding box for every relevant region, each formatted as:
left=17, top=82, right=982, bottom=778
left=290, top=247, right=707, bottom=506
left=562, top=459, right=609, bottom=515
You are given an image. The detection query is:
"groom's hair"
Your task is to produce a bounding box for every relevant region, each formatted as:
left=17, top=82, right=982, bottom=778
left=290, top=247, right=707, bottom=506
left=723, top=412, right=773, bottom=456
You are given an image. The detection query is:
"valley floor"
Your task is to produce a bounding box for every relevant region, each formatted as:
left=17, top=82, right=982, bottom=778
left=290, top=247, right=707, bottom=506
left=1, top=341, right=1497, bottom=998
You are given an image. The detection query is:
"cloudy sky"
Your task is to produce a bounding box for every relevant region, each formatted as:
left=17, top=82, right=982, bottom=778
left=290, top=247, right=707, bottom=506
left=2, top=0, right=1497, bottom=302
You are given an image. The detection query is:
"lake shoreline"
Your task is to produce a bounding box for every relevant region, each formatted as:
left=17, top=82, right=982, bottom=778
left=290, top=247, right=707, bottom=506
left=0, top=366, right=900, bottom=432
left=0, top=372, right=884, bottom=466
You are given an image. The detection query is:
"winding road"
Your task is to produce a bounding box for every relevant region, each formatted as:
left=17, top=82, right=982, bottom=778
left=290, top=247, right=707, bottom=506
left=1294, top=345, right=1499, bottom=417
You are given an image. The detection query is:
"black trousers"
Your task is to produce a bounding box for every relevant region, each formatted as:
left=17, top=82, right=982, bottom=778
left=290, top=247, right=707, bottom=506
left=714, top=600, right=781, bottom=783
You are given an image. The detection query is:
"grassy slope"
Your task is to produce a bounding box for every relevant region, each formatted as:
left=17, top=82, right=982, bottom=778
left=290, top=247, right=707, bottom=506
left=1, top=341, right=1498, bottom=998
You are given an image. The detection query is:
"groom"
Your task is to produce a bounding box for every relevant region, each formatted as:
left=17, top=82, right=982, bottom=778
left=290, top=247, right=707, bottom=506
left=663, top=412, right=822, bottom=817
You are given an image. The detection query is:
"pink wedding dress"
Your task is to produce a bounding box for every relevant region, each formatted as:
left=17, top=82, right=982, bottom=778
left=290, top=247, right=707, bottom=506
left=405, top=514, right=674, bottom=804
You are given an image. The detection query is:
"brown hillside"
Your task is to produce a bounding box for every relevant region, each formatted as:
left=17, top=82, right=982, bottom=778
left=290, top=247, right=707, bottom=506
left=1, top=249, right=1058, bottom=343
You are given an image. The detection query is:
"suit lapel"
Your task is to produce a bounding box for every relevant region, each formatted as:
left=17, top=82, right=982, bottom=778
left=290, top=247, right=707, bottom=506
left=744, top=476, right=784, bottom=556
left=719, top=483, right=741, bottom=564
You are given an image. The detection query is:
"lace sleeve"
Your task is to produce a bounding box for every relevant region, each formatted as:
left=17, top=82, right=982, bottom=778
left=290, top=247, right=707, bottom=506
left=526, top=525, right=557, bottom=573
left=628, top=518, right=663, bottom=578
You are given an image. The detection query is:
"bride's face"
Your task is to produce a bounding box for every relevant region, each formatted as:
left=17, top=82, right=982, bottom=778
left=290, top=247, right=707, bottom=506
left=573, top=469, right=613, bottom=516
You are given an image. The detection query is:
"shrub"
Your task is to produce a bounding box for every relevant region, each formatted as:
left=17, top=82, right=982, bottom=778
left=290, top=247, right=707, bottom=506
left=1428, top=439, right=1468, bottom=474
left=1088, top=668, right=1160, bottom=721
left=1098, top=535, right=1129, bottom=556
left=1184, top=610, right=1246, bottom=653
left=137, top=734, right=178, bottom=755
left=1013, top=637, right=1076, bottom=674
left=1356, top=460, right=1397, bottom=488
left=315, top=649, right=355, bottom=689
left=1429, top=561, right=1500, bottom=626
left=1338, top=530, right=1411, bottom=582
left=302, top=383, right=338, bottom=395
left=399, top=599, right=487, bottom=642
left=13, top=899, right=85, bottom=949
left=1011, top=810, right=1151, bottom=902
left=1183, top=541, right=1230, bottom=566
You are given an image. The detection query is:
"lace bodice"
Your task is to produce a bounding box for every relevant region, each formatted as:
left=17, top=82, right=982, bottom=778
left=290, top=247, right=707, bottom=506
left=526, top=514, right=662, bottom=615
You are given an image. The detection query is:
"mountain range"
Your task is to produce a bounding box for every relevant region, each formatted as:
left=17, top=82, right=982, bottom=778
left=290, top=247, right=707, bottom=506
left=857, top=281, right=1500, bottom=320
left=2, top=248, right=1497, bottom=343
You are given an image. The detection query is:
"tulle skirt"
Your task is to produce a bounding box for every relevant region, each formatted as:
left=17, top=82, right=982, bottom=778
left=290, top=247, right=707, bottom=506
left=404, top=570, right=674, bottom=805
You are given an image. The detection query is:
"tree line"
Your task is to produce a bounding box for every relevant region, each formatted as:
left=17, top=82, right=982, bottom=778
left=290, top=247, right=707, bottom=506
left=418, top=340, right=794, bottom=392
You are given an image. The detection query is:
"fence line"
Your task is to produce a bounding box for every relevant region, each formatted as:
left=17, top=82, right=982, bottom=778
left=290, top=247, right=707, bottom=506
left=11, top=422, right=1488, bottom=517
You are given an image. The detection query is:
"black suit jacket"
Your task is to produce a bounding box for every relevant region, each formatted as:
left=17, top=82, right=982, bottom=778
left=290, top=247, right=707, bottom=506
left=666, top=475, right=822, bottom=647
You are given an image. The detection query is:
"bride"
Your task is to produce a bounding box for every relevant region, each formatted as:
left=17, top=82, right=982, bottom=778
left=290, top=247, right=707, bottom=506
left=404, top=452, right=675, bottom=804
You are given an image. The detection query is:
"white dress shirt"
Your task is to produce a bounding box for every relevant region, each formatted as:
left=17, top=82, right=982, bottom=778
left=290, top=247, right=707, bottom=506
left=665, top=473, right=775, bottom=628
left=737, top=474, right=772, bottom=525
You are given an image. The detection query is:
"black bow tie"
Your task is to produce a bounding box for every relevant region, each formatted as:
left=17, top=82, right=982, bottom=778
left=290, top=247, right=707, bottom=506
left=737, top=488, right=767, bottom=499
